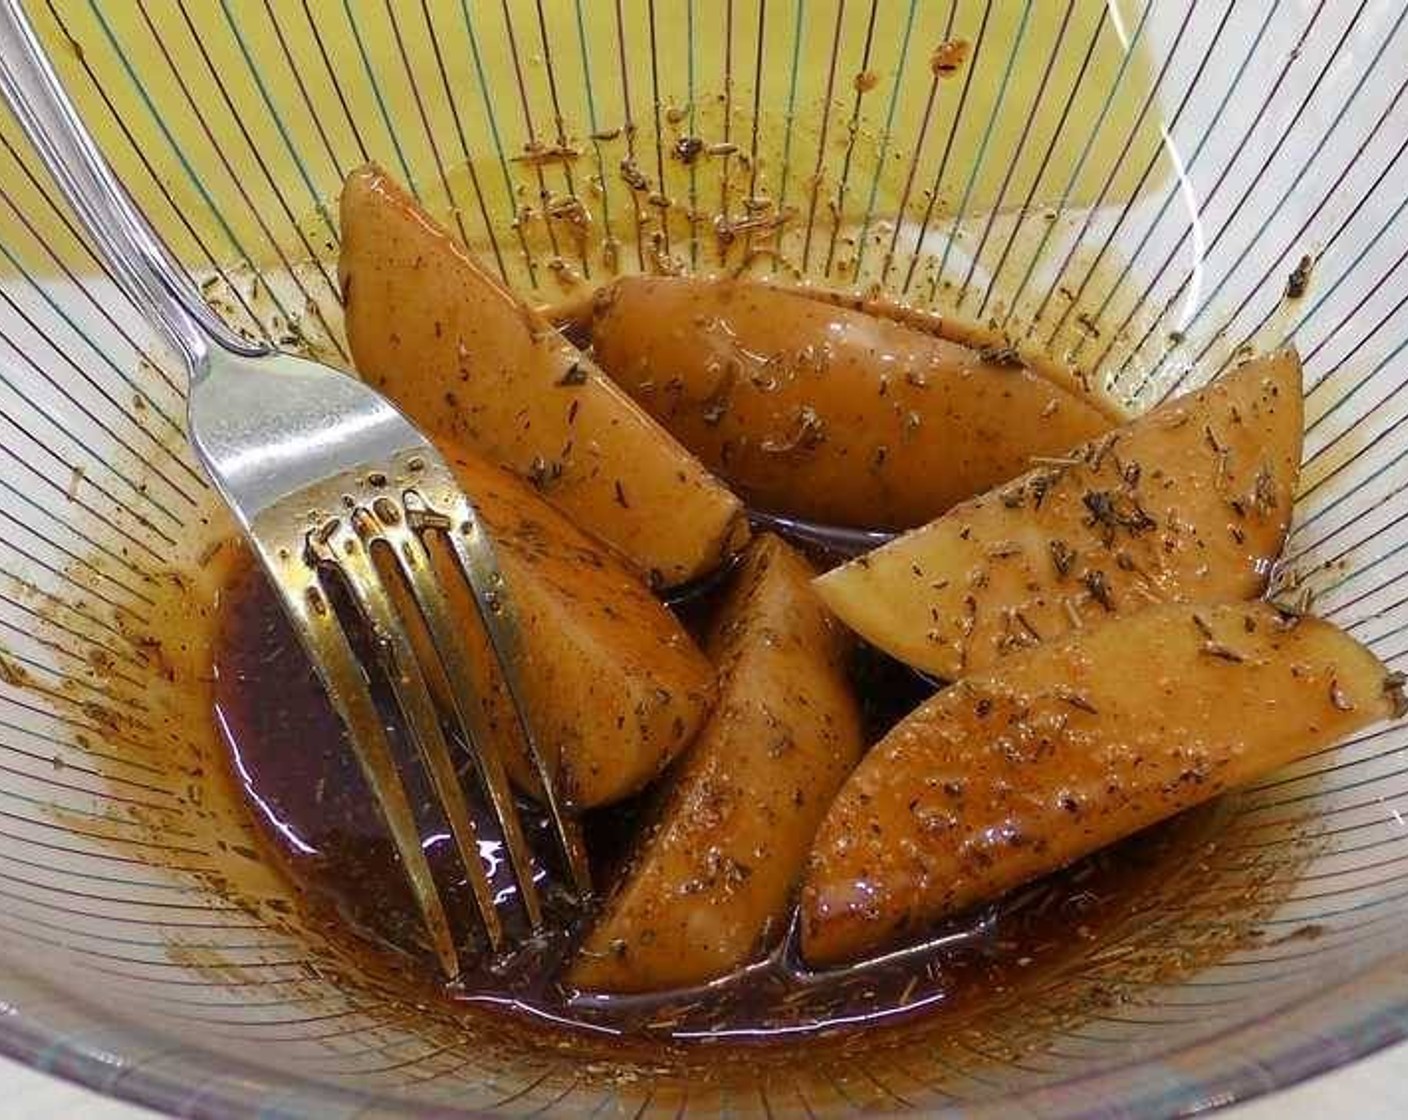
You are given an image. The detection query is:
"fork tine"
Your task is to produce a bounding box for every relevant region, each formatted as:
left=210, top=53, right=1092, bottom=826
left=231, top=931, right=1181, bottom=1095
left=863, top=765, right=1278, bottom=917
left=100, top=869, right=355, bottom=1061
left=266, top=558, right=464, bottom=979
left=427, top=490, right=593, bottom=899
left=367, top=502, right=549, bottom=931
left=308, top=514, right=508, bottom=957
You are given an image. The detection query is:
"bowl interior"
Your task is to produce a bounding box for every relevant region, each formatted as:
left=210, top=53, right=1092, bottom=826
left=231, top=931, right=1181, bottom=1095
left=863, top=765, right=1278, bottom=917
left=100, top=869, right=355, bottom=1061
left=2, top=1, right=1408, bottom=1116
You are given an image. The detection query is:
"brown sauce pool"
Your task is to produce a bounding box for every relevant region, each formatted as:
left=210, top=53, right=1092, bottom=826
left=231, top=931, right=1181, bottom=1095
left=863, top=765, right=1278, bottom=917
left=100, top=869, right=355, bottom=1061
left=213, top=559, right=1224, bottom=1045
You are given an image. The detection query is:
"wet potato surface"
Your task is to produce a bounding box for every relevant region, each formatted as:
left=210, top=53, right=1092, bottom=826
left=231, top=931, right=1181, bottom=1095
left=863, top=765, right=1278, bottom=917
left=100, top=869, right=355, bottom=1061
left=340, top=165, right=748, bottom=588
left=570, top=535, right=863, bottom=993
left=815, top=351, right=1303, bottom=679
left=586, top=274, right=1117, bottom=530
left=802, top=601, right=1400, bottom=966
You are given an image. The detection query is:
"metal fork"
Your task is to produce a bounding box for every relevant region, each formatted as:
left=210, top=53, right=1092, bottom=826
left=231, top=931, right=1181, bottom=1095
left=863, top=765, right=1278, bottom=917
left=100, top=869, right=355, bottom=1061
left=0, top=0, right=589, bottom=978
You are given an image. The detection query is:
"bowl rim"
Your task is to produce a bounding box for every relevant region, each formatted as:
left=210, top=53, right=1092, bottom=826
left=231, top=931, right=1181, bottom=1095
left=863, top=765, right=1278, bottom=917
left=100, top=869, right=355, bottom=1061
left=2, top=953, right=1407, bottom=1119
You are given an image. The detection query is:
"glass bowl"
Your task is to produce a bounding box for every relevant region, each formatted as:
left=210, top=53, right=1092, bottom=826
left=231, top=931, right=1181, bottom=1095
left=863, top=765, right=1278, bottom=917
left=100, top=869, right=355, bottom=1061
left=1, top=1, right=1407, bottom=1116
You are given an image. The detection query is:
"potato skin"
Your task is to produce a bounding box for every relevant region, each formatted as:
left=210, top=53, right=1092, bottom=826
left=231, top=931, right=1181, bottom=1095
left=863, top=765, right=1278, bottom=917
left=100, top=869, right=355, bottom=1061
left=758, top=282, right=1121, bottom=411
left=801, top=601, right=1399, bottom=966
left=586, top=275, right=1116, bottom=529
left=339, top=166, right=746, bottom=587
left=815, top=351, right=1304, bottom=679
left=438, top=444, right=715, bottom=809
left=569, top=535, right=863, bottom=992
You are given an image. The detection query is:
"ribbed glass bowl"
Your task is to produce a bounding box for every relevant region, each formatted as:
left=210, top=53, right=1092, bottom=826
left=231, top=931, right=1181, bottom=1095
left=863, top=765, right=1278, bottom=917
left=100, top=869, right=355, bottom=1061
left=1, top=1, right=1407, bottom=1116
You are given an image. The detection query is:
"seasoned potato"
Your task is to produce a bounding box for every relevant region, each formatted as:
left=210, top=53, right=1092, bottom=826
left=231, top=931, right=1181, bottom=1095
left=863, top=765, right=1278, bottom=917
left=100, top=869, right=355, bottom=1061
left=438, top=443, right=715, bottom=808
left=757, top=282, right=1115, bottom=409
left=570, top=535, right=863, bottom=992
left=802, top=601, right=1402, bottom=966
left=339, top=166, right=747, bottom=587
left=814, top=351, right=1303, bottom=679
left=583, top=275, right=1117, bottom=529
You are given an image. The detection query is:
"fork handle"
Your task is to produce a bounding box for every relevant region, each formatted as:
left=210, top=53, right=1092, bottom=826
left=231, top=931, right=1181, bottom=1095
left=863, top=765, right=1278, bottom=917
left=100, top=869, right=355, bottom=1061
left=0, top=0, right=266, bottom=368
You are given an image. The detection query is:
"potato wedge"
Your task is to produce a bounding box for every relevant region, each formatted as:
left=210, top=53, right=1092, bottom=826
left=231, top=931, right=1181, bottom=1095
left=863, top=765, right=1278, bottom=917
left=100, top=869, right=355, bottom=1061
left=339, top=166, right=747, bottom=587
left=438, top=442, right=715, bottom=808
left=801, top=601, right=1401, bottom=966
left=814, top=351, right=1303, bottom=679
left=584, top=275, right=1117, bottom=529
left=570, top=535, right=863, bottom=992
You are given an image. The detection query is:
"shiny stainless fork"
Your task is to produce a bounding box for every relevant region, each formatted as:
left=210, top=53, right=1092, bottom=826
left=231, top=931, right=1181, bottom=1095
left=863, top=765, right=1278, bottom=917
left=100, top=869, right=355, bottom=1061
left=0, top=0, right=588, bottom=978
